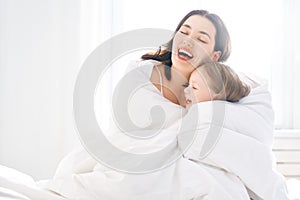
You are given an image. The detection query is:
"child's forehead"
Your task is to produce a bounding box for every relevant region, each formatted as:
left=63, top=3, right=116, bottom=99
left=192, top=67, right=206, bottom=76
left=190, top=68, right=206, bottom=81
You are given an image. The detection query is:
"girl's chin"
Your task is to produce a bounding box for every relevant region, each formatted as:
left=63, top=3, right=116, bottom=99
left=185, top=103, right=192, bottom=109
left=185, top=104, right=192, bottom=110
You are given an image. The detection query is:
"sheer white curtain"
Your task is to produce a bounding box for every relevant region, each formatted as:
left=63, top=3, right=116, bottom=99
left=0, top=0, right=119, bottom=180
left=271, top=0, right=300, bottom=129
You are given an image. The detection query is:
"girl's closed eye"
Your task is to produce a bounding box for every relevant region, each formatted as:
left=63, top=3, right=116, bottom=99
left=182, top=82, right=189, bottom=88
left=191, top=83, right=198, bottom=90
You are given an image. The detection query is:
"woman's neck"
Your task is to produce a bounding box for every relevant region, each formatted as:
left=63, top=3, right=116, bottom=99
left=170, top=65, right=191, bottom=81
left=167, top=67, right=190, bottom=106
left=151, top=64, right=190, bottom=106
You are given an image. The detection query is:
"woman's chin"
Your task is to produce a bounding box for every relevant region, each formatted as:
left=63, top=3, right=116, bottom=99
left=172, top=57, right=196, bottom=72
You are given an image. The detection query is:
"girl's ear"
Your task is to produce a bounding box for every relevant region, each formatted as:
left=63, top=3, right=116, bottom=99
left=212, top=51, right=222, bottom=62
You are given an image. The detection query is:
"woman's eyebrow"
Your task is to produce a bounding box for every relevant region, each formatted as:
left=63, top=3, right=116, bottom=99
left=199, top=31, right=211, bottom=39
left=182, top=24, right=191, bottom=29
left=182, top=24, right=211, bottom=39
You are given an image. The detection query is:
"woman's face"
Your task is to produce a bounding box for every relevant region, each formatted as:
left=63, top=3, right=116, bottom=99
left=184, top=69, right=212, bottom=109
left=172, top=15, right=219, bottom=78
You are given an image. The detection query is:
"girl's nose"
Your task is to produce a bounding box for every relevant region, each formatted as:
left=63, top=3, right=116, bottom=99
left=184, top=86, right=190, bottom=94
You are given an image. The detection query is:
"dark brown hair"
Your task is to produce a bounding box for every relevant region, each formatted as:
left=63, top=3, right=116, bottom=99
left=141, top=10, right=231, bottom=80
left=198, top=62, right=250, bottom=102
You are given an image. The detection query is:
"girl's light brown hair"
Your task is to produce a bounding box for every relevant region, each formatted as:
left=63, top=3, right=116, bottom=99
left=198, top=62, right=250, bottom=102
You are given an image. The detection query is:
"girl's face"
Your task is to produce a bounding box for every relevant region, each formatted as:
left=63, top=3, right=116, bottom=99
left=171, top=15, right=220, bottom=78
left=184, top=69, right=212, bottom=109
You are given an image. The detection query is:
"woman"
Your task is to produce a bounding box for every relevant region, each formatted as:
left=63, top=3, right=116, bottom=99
left=143, top=10, right=231, bottom=107
left=41, top=10, right=251, bottom=200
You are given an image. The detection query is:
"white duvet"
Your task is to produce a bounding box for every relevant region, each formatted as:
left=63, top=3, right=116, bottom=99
left=0, top=60, right=292, bottom=199
left=180, top=79, right=289, bottom=199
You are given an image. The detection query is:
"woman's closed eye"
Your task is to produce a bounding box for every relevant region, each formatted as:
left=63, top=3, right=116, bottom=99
left=179, top=30, right=188, bottom=35
left=198, top=38, right=208, bottom=44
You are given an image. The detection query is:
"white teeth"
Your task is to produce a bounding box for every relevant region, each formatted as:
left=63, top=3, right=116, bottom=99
left=179, top=49, right=193, bottom=58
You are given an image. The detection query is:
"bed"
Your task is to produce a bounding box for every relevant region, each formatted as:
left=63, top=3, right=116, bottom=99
left=0, top=133, right=300, bottom=200
left=273, top=130, right=300, bottom=199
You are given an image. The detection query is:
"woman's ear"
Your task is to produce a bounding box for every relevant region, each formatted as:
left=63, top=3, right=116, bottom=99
left=212, top=51, right=222, bottom=62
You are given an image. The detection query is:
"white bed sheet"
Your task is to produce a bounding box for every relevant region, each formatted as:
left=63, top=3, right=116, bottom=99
left=286, top=178, right=300, bottom=200
left=0, top=186, right=31, bottom=200
left=0, top=165, right=65, bottom=200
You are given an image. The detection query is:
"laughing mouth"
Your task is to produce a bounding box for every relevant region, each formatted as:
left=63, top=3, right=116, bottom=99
left=178, top=48, right=193, bottom=60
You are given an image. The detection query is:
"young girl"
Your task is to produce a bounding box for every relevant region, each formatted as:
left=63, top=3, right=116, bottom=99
left=184, top=62, right=251, bottom=108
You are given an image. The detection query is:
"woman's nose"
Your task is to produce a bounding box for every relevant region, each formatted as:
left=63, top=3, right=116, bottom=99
left=183, top=37, right=193, bottom=47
